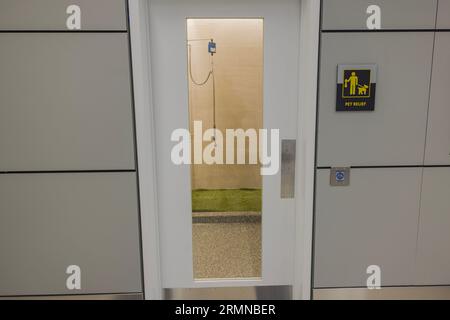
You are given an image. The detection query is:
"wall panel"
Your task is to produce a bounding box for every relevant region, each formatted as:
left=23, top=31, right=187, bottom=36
left=0, top=0, right=127, bottom=30
left=314, top=168, right=422, bottom=288
left=317, top=32, right=433, bottom=167
left=0, top=173, right=142, bottom=296
left=322, top=0, right=437, bottom=31
left=0, top=33, right=135, bottom=171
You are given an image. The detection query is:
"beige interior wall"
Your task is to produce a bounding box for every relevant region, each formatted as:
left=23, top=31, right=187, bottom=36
left=187, top=19, right=263, bottom=190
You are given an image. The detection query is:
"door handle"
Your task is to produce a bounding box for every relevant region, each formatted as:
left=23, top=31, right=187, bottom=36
left=280, top=139, right=296, bottom=199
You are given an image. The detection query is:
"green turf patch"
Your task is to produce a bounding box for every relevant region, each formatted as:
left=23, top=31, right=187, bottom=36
left=192, top=189, right=262, bottom=212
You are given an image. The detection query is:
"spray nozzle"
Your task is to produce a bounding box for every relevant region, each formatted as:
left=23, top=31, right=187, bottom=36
left=208, top=39, right=216, bottom=55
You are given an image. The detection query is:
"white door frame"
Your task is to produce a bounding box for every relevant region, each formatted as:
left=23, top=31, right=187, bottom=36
left=128, top=0, right=320, bottom=300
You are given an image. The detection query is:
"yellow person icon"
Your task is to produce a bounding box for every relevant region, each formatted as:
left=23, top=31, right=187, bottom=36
left=344, top=72, right=359, bottom=96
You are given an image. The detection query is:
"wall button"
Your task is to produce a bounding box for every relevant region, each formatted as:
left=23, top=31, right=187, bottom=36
left=330, top=167, right=350, bottom=186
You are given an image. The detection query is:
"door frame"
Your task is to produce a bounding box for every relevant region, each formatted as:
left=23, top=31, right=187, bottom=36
left=128, top=0, right=320, bottom=300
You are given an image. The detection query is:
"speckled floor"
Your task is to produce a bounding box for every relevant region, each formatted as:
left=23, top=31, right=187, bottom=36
left=192, top=212, right=261, bottom=279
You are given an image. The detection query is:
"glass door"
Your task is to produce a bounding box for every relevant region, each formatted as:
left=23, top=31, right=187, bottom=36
left=148, top=0, right=301, bottom=289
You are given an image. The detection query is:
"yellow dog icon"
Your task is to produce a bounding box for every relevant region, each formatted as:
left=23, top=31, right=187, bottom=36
left=358, top=84, right=369, bottom=95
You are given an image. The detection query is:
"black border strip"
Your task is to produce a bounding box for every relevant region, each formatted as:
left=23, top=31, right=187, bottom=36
left=311, top=0, right=324, bottom=297
left=317, top=165, right=450, bottom=170
left=0, top=291, right=142, bottom=299
left=316, top=284, right=450, bottom=290
left=125, top=0, right=147, bottom=298
left=0, top=170, right=136, bottom=175
left=0, top=30, right=127, bottom=33
left=322, top=29, right=450, bottom=33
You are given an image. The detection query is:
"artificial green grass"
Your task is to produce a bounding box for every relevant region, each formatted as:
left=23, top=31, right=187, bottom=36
left=192, top=189, right=262, bottom=212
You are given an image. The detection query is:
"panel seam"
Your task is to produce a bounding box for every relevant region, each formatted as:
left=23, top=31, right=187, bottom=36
left=412, top=1, right=439, bottom=286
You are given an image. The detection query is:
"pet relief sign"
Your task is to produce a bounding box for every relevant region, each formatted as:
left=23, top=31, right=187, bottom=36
left=336, top=64, right=377, bottom=111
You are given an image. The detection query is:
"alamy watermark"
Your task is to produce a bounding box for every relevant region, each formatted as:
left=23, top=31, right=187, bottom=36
left=66, top=265, right=81, bottom=290
left=171, top=121, right=280, bottom=176
left=366, top=265, right=381, bottom=290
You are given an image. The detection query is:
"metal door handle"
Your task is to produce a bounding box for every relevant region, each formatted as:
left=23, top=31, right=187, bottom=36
left=280, top=139, right=296, bottom=199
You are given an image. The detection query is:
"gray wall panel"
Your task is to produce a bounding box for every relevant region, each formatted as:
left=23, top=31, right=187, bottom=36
left=425, top=32, right=450, bottom=165
left=0, top=0, right=127, bottom=30
left=314, top=168, right=422, bottom=288
left=438, top=0, right=450, bottom=29
left=322, top=0, right=437, bottom=30
left=317, top=32, right=433, bottom=167
left=0, top=172, right=142, bottom=296
left=416, top=168, right=450, bottom=285
left=0, top=33, right=135, bottom=171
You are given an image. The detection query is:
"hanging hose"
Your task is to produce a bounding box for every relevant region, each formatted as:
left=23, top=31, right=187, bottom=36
left=188, top=42, right=217, bottom=143
left=211, top=56, right=216, bottom=139
left=188, top=44, right=213, bottom=86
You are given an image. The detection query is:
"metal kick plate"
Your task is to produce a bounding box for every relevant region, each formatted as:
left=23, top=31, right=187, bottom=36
left=314, top=286, right=450, bottom=300
left=165, top=286, right=292, bottom=300
left=281, top=140, right=296, bottom=199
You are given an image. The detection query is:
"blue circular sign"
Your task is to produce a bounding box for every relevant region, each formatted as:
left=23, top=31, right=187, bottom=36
left=335, top=171, right=345, bottom=181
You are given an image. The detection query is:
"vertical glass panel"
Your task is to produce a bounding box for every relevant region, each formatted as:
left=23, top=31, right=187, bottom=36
left=187, top=18, right=263, bottom=279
